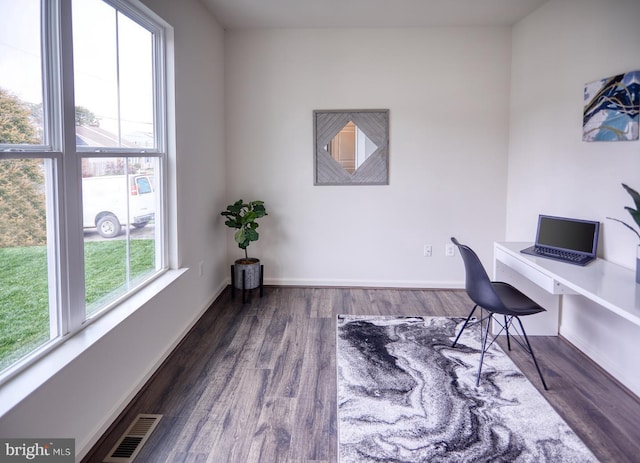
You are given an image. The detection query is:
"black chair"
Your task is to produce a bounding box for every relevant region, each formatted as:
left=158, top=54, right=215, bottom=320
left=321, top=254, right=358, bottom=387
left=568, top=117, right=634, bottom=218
left=450, top=237, right=548, bottom=390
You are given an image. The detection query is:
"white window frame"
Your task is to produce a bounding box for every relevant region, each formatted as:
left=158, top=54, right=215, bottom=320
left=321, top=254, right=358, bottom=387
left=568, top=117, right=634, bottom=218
left=0, top=0, right=170, bottom=383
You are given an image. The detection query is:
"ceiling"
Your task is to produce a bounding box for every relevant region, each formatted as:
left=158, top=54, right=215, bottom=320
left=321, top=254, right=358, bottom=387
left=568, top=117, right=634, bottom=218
left=200, top=0, right=549, bottom=29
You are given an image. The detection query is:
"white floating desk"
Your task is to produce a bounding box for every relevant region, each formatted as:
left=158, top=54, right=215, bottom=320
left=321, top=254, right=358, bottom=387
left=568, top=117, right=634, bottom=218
left=493, top=242, right=640, bottom=335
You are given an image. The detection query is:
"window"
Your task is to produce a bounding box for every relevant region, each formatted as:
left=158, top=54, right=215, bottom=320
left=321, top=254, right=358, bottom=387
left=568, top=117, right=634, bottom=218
left=0, top=0, right=168, bottom=378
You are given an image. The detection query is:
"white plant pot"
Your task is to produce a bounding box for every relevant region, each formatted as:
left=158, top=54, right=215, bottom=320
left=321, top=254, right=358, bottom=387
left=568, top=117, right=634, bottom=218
left=636, top=245, right=640, bottom=284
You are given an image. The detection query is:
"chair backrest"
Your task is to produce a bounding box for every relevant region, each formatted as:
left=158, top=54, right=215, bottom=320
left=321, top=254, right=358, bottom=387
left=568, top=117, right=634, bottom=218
left=451, top=237, right=506, bottom=312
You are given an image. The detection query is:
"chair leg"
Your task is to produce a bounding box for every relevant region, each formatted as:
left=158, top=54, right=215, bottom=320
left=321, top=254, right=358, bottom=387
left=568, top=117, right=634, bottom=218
left=515, top=317, right=548, bottom=391
left=476, top=313, right=493, bottom=387
left=452, top=305, right=478, bottom=347
left=504, top=315, right=511, bottom=351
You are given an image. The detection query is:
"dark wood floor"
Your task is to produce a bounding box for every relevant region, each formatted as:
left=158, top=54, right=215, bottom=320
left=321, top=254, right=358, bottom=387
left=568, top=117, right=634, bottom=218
left=83, top=287, right=640, bottom=462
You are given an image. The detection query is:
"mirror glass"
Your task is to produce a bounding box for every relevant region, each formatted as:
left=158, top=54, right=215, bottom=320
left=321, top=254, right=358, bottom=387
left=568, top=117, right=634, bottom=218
left=324, top=121, right=378, bottom=174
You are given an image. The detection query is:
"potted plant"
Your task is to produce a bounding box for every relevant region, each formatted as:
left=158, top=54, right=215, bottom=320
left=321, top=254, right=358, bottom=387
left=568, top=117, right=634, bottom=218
left=221, top=199, right=268, bottom=290
left=607, top=183, right=640, bottom=283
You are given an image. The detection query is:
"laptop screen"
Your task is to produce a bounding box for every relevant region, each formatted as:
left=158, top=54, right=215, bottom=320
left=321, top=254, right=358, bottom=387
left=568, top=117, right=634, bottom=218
left=536, top=215, right=600, bottom=255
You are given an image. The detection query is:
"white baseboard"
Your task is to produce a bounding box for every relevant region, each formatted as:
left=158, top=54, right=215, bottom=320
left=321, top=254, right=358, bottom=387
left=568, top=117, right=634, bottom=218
left=262, top=277, right=464, bottom=289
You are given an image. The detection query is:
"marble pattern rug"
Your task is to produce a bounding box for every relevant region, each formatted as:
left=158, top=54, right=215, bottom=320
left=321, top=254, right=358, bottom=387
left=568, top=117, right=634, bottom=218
left=337, top=315, right=599, bottom=463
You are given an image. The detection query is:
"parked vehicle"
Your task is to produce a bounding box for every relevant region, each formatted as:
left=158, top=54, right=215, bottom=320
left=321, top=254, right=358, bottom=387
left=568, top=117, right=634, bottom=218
left=82, top=175, right=155, bottom=238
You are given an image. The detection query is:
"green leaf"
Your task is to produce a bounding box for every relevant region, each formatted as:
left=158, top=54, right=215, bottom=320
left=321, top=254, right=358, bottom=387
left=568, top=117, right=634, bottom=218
left=241, top=211, right=257, bottom=224
left=252, top=203, right=267, bottom=217
left=227, top=200, right=245, bottom=214
left=246, top=229, right=259, bottom=242
left=625, top=206, right=640, bottom=229
left=234, top=229, right=246, bottom=244
left=622, top=183, right=640, bottom=212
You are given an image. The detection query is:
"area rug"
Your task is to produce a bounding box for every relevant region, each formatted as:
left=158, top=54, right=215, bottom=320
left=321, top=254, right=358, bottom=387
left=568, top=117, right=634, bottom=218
left=337, top=315, right=599, bottom=463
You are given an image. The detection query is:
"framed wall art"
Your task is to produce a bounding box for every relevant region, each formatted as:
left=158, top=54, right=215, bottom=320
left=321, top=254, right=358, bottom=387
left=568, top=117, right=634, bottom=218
left=583, top=70, right=640, bottom=142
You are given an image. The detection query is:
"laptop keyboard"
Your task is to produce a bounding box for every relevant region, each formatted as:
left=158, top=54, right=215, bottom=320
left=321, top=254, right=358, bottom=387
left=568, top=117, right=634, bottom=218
left=533, top=246, right=586, bottom=263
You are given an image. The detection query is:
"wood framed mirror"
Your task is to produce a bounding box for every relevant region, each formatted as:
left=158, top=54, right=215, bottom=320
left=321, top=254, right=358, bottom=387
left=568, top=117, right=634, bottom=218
left=313, top=109, right=389, bottom=185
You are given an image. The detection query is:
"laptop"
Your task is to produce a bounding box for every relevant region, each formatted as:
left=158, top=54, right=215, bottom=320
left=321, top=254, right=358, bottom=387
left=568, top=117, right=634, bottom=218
left=521, top=215, right=600, bottom=266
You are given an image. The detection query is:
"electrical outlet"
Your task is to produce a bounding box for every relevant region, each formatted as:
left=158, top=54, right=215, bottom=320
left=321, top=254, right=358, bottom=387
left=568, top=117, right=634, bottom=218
left=445, top=244, right=455, bottom=257
left=423, top=244, right=432, bottom=257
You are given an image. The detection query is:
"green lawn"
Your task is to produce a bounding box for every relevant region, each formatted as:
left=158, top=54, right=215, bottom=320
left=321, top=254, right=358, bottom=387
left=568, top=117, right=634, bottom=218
left=0, top=239, right=155, bottom=371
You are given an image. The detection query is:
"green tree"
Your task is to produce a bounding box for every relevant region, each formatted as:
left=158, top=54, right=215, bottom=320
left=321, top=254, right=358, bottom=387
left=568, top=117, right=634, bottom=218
left=75, top=105, right=98, bottom=126
left=0, top=88, right=37, bottom=144
left=0, top=88, right=46, bottom=247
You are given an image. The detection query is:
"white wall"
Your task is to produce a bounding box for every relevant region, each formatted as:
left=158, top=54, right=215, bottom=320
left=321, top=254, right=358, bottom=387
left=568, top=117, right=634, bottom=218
left=0, top=0, right=228, bottom=459
left=507, top=0, right=640, bottom=264
left=8, top=1, right=639, bottom=458
left=225, top=27, right=512, bottom=287
left=507, top=0, right=640, bottom=395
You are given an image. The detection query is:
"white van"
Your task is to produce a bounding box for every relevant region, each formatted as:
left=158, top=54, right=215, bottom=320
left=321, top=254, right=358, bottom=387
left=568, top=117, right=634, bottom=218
left=82, top=175, right=155, bottom=238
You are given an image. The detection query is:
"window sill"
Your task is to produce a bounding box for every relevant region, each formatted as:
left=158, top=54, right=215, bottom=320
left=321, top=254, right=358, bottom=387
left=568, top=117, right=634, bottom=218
left=0, top=268, right=188, bottom=420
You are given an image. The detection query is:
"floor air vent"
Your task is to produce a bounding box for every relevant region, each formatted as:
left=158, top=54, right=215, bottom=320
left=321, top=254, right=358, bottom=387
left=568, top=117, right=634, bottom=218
left=103, top=414, right=162, bottom=463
